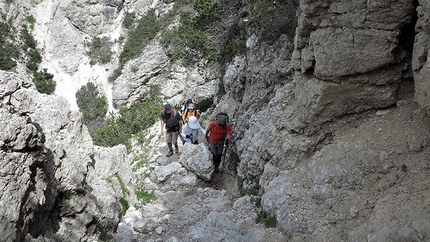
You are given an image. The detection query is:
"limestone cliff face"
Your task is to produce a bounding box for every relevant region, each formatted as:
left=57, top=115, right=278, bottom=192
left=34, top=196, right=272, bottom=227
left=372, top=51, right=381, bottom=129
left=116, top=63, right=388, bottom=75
left=413, top=0, right=430, bottom=113
left=0, top=70, right=136, bottom=240
left=225, top=0, right=430, bottom=240
left=292, top=0, right=417, bottom=128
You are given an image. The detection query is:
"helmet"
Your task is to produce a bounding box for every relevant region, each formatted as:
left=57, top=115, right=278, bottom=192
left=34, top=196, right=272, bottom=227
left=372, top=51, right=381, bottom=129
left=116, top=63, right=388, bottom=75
left=188, top=116, right=200, bottom=129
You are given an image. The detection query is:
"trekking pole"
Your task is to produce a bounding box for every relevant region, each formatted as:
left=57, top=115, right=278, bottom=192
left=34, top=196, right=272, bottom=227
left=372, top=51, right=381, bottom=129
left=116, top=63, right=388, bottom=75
left=222, top=141, right=229, bottom=174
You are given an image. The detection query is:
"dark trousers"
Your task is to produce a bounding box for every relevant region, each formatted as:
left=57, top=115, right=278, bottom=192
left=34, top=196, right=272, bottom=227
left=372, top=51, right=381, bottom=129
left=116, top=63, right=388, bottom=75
left=208, top=141, right=224, bottom=168
left=183, top=139, right=199, bottom=145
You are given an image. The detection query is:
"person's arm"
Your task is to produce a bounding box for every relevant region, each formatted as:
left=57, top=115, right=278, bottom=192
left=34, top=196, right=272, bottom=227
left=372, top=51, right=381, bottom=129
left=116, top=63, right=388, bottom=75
left=181, top=125, right=187, bottom=140
left=160, top=118, right=165, bottom=136
left=199, top=126, right=206, bottom=136
left=178, top=113, right=183, bottom=134
left=205, top=121, right=214, bottom=141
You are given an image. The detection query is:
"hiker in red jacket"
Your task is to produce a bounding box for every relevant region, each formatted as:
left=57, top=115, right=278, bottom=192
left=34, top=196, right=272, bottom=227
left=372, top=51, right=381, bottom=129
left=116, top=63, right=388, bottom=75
left=205, top=113, right=231, bottom=173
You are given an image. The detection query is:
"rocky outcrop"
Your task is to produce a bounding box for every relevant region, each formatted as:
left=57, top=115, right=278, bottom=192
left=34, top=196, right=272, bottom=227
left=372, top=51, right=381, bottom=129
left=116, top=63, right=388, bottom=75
left=226, top=0, right=430, bottom=241
left=178, top=143, right=213, bottom=181
left=292, top=0, right=417, bottom=127
left=0, top=70, right=132, bottom=241
left=112, top=38, right=219, bottom=108
left=413, top=0, right=430, bottom=113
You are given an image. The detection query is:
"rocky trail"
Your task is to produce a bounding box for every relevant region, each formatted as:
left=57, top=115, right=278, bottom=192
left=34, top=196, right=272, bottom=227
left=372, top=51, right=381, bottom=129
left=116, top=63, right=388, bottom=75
left=113, top=133, right=283, bottom=242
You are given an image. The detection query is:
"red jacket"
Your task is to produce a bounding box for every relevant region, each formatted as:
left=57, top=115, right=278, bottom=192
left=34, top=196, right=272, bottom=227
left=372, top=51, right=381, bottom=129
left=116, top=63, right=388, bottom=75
left=206, top=121, right=231, bottom=144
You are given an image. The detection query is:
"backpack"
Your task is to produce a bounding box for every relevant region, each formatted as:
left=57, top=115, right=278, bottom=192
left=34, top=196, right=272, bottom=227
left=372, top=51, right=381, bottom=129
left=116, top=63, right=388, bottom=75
left=163, top=108, right=177, bottom=117
left=215, top=112, right=229, bottom=127
left=162, top=108, right=179, bottom=127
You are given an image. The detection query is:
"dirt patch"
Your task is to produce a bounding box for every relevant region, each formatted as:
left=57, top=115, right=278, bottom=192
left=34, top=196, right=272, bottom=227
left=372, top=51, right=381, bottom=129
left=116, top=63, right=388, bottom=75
left=207, top=169, right=240, bottom=198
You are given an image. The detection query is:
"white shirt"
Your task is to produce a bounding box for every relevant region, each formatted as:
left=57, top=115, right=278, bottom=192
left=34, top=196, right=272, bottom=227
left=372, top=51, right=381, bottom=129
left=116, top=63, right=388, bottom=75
left=181, top=123, right=206, bottom=143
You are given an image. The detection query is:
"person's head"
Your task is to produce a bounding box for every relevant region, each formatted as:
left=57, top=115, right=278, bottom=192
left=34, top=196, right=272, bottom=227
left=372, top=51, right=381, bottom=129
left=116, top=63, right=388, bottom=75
left=187, top=103, right=195, bottom=111
left=164, top=104, right=172, bottom=114
left=188, top=116, right=200, bottom=129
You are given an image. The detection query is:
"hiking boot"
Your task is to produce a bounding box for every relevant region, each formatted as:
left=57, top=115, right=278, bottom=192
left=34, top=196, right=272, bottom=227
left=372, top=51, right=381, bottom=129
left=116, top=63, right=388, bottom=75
left=166, top=150, right=173, bottom=157
left=175, top=146, right=179, bottom=154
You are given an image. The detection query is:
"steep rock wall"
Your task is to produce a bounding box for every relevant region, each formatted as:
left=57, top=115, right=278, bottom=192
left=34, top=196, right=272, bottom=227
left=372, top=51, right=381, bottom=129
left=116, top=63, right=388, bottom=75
left=0, top=70, right=132, bottom=240
left=414, top=0, right=430, bottom=113
left=292, top=0, right=417, bottom=129
left=224, top=0, right=430, bottom=240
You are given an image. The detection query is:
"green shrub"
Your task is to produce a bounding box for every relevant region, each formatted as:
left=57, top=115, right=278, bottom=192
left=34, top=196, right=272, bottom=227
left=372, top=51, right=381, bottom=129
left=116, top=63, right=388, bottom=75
left=220, top=25, right=247, bottom=63
left=251, top=196, right=261, bottom=207
left=37, top=235, right=47, bottom=242
left=26, top=48, right=42, bottom=72
left=112, top=174, right=130, bottom=215
left=242, top=1, right=298, bottom=44
left=21, top=23, right=43, bottom=72
left=0, top=47, right=17, bottom=70
left=256, top=211, right=277, bottom=228
left=86, top=36, right=113, bottom=65
left=121, top=9, right=159, bottom=63
left=26, top=15, right=36, bottom=29
left=244, top=187, right=258, bottom=196
left=76, top=82, right=108, bottom=134
left=108, top=68, right=122, bottom=82
left=238, top=178, right=259, bottom=197
left=33, top=69, right=56, bottom=94
left=92, top=96, right=163, bottom=152
left=110, top=9, right=160, bottom=82
left=98, top=228, right=112, bottom=241
left=114, top=173, right=129, bottom=196
left=122, top=12, right=136, bottom=29
left=0, top=21, right=18, bottom=70
left=160, top=0, right=226, bottom=63
left=218, top=83, right=226, bottom=96
left=132, top=153, right=150, bottom=172
left=59, top=189, right=73, bottom=200
left=20, top=22, right=55, bottom=95
left=119, top=197, right=129, bottom=215
left=21, top=26, right=37, bottom=49
left=136, top=187, right=156, bottom=204
left=160, top=0, right=297, bottom=64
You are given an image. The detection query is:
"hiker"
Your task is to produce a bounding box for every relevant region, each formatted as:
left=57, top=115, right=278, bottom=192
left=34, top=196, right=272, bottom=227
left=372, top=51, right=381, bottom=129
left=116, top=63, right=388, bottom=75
left=180, top=98, right=193, bottom=114
left=160, top=104, right=182, bottom=157
left=181, top=116, right=206, bottom=145
left=205, top=113, right=231, bottom=173
left=182, top=102, right=199, bottom=124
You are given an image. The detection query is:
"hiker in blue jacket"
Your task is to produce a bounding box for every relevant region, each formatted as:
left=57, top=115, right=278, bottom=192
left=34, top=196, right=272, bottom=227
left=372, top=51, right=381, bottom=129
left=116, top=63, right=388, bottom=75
left=181, top=116, right=206, bottom=145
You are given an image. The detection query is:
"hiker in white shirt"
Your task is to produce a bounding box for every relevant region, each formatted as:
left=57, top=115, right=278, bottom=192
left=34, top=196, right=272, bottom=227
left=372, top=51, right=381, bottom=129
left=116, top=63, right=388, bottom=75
left=181, top=116, right=206, bottom=144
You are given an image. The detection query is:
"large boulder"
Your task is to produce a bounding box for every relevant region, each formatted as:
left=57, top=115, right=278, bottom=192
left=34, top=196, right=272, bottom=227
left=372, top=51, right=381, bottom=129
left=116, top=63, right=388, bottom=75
left=178, top=143, right=213, bottom=181
left=0, top=70, right=129, bottom=240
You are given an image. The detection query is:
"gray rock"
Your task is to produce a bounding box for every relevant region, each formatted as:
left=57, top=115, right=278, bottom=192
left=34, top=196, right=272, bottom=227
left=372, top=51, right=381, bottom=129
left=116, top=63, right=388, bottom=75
left=153, top=162, right=183, bottom=183
left=133, top=218, right=158, bottom=233
left=112, top=41, right=170, bottom=108
left=178, top=143, right=213, bottom=181
left=293, top=0, right=416, bottom=124
left=0, top=70, right=126, bottom=240
left=183, top=212, right=244, bottom=242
